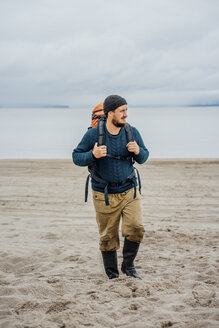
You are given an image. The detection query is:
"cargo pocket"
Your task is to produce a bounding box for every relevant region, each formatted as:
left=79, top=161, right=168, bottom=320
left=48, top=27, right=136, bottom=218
left=92, top=191, right=116, bottom=213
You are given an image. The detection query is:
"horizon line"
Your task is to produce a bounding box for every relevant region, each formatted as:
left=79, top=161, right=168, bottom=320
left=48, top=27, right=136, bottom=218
left=1, top=103, right=219, bottom=109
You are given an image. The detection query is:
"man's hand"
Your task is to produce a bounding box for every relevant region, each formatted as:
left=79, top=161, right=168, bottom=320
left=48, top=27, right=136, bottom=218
left=92, top=142, right=107, bottom=159
left=126, top=141, right=140, bottom=155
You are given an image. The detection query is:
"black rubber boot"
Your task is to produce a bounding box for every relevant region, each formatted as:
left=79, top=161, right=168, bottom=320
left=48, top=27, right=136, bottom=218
left=101, top=251, right=119, bottom=279
left=121, top=238, right=142, bottom=279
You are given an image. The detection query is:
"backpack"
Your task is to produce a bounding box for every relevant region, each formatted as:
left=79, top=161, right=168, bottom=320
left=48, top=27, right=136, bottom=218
left=90, top=102, right=105, bottom=128
left=85, top=103, right=141, bottom=205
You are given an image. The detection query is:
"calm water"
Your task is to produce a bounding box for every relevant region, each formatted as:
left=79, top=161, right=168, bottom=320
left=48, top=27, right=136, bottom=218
left=0, top=106, right=219, bottom=158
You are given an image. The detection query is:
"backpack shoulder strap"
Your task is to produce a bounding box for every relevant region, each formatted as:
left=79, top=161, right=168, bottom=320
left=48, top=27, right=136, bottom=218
left=97, top=117, right=106, bottom=146
left=124, top=123, right=135, bottom=164
left=124, top=123, right=134, bottom=143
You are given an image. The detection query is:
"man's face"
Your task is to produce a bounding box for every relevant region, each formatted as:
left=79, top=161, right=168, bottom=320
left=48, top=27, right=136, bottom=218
left=110, top=104, right=128, bottom=127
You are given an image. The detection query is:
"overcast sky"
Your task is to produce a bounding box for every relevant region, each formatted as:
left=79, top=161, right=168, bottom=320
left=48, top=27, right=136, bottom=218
left=0, top=0, right=219, bottom=107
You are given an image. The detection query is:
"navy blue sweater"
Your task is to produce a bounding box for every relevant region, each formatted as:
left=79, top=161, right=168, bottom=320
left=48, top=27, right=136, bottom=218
left=72, top=123, right=149, bottom=194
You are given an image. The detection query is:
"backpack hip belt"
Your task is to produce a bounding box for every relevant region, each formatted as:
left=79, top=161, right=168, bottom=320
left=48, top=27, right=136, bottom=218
left=85, top=167, right=141, bottom=206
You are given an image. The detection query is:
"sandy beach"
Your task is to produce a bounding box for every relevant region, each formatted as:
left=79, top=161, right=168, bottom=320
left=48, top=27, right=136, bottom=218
left=0, top=159, right=218, bottom=328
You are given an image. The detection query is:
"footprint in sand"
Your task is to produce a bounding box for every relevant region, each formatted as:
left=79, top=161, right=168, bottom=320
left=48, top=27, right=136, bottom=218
left=192, top=283, right=216, bottom=306
left=15, top=301, right=39, bottom=314
left=129, top=303, right=138, bottom=310
left=64, top=255, right=80, bottom=262
left=40, top=233, right=58, bottom=240
left=46, top=300, right=71, bottom=314
left=161, top=321, right=173, bottom=328
left=46, top=277, right=60, bottom=284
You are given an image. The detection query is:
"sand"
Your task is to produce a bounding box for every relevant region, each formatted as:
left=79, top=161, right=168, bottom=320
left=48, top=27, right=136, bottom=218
left=0, top=159, right=218, bottom=328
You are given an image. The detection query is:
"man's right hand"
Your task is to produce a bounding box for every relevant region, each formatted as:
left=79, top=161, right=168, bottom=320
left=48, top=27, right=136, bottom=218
left=92, top=142, right=107, bottom=159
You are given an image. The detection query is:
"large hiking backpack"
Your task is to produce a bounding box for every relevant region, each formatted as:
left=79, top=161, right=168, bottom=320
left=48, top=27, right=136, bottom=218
left=90, top=102, right=104, bottom=128
left=85, top=103, right=141, bottom=205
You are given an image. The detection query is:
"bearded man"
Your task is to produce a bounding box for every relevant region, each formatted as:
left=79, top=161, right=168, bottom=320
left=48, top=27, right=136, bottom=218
left=72, top=95, right=149, bottom=279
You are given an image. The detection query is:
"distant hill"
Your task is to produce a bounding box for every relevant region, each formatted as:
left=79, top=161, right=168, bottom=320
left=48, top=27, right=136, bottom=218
left=186, top=104, right=219, bottom=107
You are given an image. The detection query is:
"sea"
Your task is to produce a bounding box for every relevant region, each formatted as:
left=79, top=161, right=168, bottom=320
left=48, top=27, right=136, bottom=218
left=0, top=106, right=219, bottom=159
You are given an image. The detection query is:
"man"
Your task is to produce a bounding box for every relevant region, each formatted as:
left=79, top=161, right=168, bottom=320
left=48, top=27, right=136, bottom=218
left=72, top=95, right=149, bottom=279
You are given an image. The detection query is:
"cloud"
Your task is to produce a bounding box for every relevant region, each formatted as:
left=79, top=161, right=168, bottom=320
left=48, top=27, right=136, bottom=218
left=0, top=0, right=219, bottom=106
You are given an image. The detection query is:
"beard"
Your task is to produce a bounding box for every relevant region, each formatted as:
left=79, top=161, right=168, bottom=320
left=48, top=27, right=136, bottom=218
left=112, top=119, right=126, bottom=128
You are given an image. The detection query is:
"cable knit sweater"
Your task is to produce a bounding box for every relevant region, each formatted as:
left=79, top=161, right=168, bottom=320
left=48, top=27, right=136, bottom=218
left=72, top=122, right=149, bottom=194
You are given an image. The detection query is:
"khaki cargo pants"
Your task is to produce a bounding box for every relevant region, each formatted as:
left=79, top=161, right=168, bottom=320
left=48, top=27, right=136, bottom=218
left=92, top=188, right=145, bottom=251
